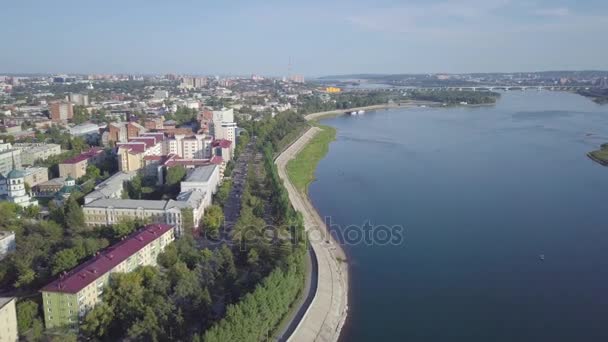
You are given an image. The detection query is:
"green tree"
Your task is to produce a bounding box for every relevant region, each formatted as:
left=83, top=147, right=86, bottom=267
left=202, top=205, right=223, bottom=239
left=81, top=302, right=114, bottom=338
left=16, top=300, right=39, bottom=333
left=64, top=195, right=85, bottom=234
left=51, top=248, right=79, bottom=275
left=166, top=166, right=186, bottom=186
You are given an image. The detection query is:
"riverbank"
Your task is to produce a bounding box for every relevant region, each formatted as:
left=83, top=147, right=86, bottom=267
left=276, top=127, right=349, bottom=342
left=286, top=125, right=337, bottom=194
left=587, top=143, right=608, bottom=166
left=303, top=101, right=437, bottom=121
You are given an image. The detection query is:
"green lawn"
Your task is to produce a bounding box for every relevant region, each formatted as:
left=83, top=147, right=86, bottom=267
left=287, top=125, right=336, bottom=193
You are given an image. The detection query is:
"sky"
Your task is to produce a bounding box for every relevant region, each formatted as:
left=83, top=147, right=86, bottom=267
left=2, top=0, right=608, bottom=76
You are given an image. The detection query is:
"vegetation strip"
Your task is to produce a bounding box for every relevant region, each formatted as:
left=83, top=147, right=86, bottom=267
left=286, top=125, right=337, bottom=194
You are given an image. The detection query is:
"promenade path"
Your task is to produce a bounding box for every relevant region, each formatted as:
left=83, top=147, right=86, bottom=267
left=276, top=126, right=349, bottom=342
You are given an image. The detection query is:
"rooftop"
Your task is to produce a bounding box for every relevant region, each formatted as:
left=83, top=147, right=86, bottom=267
left=0, top=297, right=15, bottom=310
left=61, top=147, right=103, bottom=164
left=41, top=224, right=173, bottom=294
left=183, top=164, right=218, bottom=183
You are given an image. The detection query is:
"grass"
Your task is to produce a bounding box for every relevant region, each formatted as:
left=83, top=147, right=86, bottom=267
left=286, top=125, right=337, bottom=194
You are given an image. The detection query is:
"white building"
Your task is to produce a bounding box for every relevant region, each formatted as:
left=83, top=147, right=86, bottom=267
left=179, top=164, right=220, bottom=208
left=0, top=169, right=38, bottom=207
left=212, top=108, right=237, bottom=149
left=13, top=143, right=61, bottom=166
left=0, top=143, right=22, bottom=176
left=0, top=231, right=16, bottom=260
left=84, top=171, right=137, bottom=204
left=69, top=123, right=100, bottom=137
left=165, top=134, right=211, bottom=159
left=67, top=93, right=89, bottom=106
left=154, top=90, right=169, bottom=100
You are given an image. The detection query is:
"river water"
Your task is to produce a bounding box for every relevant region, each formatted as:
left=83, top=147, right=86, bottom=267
left=309, top=91, right=608, bottom=341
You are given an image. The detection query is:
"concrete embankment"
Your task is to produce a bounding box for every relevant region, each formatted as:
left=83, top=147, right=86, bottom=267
left=276, top=127, right=349, bottom=342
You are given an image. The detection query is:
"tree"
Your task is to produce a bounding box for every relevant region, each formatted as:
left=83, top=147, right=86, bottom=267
left=202, top=205, right=223, bottom=239
left=16, top=300, right=38, bottom=333
left=215, top=180, right=232, bottom=207
left=165, top=166, right=186, bottom=186
left=81, top=302, right=114, bottom=338
left=85, top=164, right=101, bottom=182
left=64, top=196, right=85, bottom=234
left=51, top=248, right=79, bottom=275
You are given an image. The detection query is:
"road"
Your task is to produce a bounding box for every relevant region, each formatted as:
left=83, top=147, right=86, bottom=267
left=275, top=127, right=349, bottom=342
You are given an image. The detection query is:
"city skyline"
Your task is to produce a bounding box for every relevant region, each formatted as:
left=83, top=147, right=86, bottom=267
left=3, top=0, right=608, bottom=75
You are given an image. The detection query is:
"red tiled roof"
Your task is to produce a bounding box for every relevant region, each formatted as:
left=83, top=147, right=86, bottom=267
left=41, top=224, right=173, bottom=294
left=61, top=147, right=103, bottom=164
left=129, top=136, right=156, bottom=148
left=117, top=142, right=145, bottom=153
left=141, top=132, right=166, bottom=142
left=210, top=155, right=223, bottom=165
left=212, top=139, right=232, bottom=148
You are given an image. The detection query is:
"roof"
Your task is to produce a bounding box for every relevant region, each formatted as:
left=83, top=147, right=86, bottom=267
left=210, top=156, right=223, bottom=165
left=85, top=198, right=171, bottom=210
left=117, top=142, right=145, bottom=154
left=7, top=169, right=25, bottom=179
left=41, top=224, right=174, bottom=294
left=212, top=139, right=232, bottom=148
left=140, top=132, right=166, bottom=142
left=85, top=171, right=136, bottom=202
left=184, top=164, right=218, bottom=183
left=0, top=297, right=15, bottom=310
left=129, top=136, right=156, bottom=148
left=61, top=147, right=103, bottom=164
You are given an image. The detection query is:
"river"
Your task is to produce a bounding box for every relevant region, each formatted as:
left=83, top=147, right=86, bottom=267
left=309, top=91, right=608, bottom=341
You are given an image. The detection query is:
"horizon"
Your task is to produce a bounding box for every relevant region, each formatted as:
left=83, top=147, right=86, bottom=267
left=3, top=0, right=608, bottom=75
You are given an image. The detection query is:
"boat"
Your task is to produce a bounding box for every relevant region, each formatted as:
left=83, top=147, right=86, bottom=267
left=539, top=254, right=545, bottom=261
left=357, top=110, right=365, bottom=115
left=346, top=110, right=358, bottom=116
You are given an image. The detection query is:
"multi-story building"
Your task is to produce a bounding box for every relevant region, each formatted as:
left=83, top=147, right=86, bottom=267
left=41, top=224, right=175, bottom=330
left=58, top=147, right=104, bottom=179
left=144, top=117, right=164, bottom=130
left=211, top=108, right=236, bottom=150
left=165, top=134, right=210, bottom=159
left=13, top=143, right=61, bottom=166
left=153, top=90, right=169, bottom=100
left=67, top=93, right=89, bottom=106
left=23, top=166, right=49, bottom=187
left=0, top=231, right=16, bottom=260
left=104, top=122, right=146, bottom=146
left=180, top=164, right=220, bottom=208
left=83, top=199, right=193, bottom=236
left=0, top=297, right=18, bottom=342
left=49, top=101, right=73, bottom=122
left=0, top=143, right=21, bottom=176
left=84, top=171, right=136, bottom=204
left=116, top=134, right=164, bottom=172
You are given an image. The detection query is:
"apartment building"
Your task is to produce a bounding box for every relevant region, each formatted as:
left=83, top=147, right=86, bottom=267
left=165, top=134, right=211, bottom=159
left=84, top=171, right=136, bottom=204
left=23, top=166, right=49, bottom=187
left=0, top=144, right=21, bottom=176
left=58, top=147, right=104, bottom=179
left=211, top=108, right=236, bottom=150
left=83, top=199, right=193, bottom=235
left=41, top=224, right=175, bottom=329
left=13, top=143, right=61, bottom=165
left=49, top=101, right=73, bottom=122
left=0, top=297, right=18, bottom=342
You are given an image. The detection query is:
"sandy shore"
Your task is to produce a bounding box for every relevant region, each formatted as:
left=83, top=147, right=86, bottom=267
left=276, top=127, right=349, bottom=342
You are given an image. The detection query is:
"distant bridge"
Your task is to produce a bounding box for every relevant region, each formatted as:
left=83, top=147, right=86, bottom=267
left=348, top=85, right=599, bottom=93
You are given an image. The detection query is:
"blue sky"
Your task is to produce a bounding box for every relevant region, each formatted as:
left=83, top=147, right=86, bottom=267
left=3, top=0, right=608, bottom=76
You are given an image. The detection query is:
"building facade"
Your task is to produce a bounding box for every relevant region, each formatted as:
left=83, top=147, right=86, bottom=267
left=0, top=297, right=18, bottom=342
left=83, top=199, right=193, bottom=235
left=23, top=166, right=49, bottom=187
left=0, top=143, right=21, bottom=176
left=58, top=148, right=104, bottom=179
left=13, top=143, right=61, bottom=166
left=0, top=169, right=38, bottom=207
left=0, top=231, right=16, bottom=261
left=49, top=101, right=73, bottom=122
left=41, top=224, right=175, bottom=329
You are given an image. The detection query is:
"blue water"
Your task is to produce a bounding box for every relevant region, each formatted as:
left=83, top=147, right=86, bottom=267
left=309, top=91, right=608, bottom=341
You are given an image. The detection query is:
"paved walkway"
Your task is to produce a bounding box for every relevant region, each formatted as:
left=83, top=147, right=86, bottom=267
left=276, top=127, right=349, bottom=342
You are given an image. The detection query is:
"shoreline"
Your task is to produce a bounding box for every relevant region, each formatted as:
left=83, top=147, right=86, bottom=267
left=276, top=127, right=349, bottom=342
